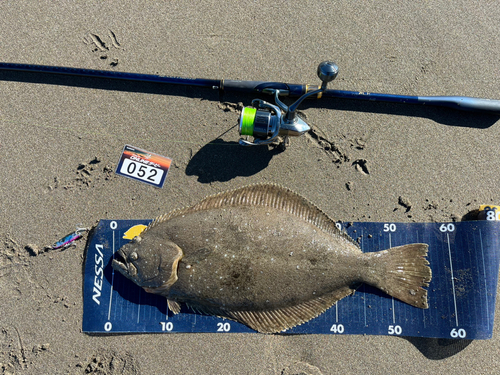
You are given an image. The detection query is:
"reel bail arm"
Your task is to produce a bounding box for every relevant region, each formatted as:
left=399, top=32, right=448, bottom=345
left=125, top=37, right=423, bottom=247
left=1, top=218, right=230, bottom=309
left=238, top=61, right=339, bottom=147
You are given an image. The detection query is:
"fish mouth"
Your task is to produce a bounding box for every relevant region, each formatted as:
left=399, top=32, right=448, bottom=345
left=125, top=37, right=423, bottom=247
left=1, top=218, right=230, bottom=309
left=112, top=249, right=138, bottom=277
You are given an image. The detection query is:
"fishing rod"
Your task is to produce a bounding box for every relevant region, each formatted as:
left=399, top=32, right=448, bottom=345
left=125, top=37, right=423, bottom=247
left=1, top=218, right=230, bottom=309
left=1, top=61, right=499, bottom=147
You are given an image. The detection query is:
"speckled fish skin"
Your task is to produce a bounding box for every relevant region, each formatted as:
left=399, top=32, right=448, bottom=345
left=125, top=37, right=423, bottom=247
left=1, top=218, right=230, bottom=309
left=112, top=184, right=432, bottom=333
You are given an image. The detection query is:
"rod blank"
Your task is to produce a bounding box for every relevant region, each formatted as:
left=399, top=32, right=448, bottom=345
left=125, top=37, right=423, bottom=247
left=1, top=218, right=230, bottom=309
left=1, top=62, right=499, bottom=115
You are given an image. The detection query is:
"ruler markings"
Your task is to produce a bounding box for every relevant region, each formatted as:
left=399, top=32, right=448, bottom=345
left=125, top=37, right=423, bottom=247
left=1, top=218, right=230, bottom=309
left=83, top=220, right=500, bottom=338
left=361, top=229, right=368, bottom=327
left=465, top=230, right=476, bottom=328
left=389, top=232, right=396, bottom=324
left=446, top=233, right=459, bottom=327
left=107, top=229, right=115, bottom=321
left=479, top=229, right=490, bottom=330
left=137, top=292, right=141, bottom=324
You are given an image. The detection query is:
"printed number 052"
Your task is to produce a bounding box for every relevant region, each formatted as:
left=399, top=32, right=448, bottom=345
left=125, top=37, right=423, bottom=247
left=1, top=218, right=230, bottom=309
left=126, top=161, right=158, bottom=182
left=120, top=159, right=163, bottom=185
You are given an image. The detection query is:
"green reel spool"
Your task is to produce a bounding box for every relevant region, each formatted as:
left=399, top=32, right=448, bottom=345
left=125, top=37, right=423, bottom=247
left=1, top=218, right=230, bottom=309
left=239, top=106, right=278, bottom=139
left=239, top=107, right=257, bottom=136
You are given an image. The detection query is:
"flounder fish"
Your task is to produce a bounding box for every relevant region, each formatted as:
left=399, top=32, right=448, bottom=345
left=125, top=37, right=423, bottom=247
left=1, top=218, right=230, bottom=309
left=112, top=184, right=432, bottom=333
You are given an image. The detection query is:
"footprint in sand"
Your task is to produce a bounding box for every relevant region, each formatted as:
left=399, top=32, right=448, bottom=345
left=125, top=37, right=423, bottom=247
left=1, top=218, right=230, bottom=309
left=83, top=30, right=123, bottom=67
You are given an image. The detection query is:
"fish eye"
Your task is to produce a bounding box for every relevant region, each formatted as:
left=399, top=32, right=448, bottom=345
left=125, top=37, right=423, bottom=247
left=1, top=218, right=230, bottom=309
left=129, top=252, right=138, bottom=261
left=133, top=236, right=142, bottom=243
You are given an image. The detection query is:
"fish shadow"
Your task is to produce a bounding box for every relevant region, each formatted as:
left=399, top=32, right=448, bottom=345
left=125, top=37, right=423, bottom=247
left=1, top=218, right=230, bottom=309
left=185, top=138, right=284, bottom=183
left=360, top=285, right=473, bottom=359
left=403, top=336, right=472, bottom=359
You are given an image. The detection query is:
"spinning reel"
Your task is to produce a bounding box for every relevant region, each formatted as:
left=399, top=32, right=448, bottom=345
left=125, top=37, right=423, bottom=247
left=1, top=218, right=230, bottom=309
left=238, top=61, right=339, bottom=147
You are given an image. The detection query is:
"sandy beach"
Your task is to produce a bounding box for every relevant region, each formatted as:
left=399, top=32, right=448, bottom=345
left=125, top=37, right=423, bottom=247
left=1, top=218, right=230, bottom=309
left=1, top=1, right=500, bottom=374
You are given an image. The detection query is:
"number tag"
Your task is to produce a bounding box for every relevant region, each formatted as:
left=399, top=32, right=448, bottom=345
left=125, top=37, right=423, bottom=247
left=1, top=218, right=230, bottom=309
left=115, top=145, right=172, bottom=188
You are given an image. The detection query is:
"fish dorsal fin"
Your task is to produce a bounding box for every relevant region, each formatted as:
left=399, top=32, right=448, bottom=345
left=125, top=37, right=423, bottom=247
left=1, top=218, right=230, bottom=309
left=186, top=286, right=354, bottom=333
left=143, top=183, right=357, bottom=246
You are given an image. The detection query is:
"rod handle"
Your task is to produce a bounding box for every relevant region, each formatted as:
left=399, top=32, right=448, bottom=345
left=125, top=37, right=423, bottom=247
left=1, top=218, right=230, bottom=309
left=418, top=96, right=500, bottom=115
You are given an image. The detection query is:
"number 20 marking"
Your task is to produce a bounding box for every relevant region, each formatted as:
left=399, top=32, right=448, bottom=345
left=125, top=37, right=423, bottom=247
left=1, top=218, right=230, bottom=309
left=217, top=322, right=231, bottom=332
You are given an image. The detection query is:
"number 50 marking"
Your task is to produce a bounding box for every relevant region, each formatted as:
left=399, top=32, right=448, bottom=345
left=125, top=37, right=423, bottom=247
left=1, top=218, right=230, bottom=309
left=388, top=325, right=402, bottom=335
left=384, top=223, right=396, bottom=232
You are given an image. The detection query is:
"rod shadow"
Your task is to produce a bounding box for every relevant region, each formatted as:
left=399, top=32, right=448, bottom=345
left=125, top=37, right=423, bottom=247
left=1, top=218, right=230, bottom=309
left=1, top=68, right=498, bottom=128
left=185, top=138, right=284, bottom=183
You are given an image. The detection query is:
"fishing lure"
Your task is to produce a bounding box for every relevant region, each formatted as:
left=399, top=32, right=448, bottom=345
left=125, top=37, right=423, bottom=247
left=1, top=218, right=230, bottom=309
left=52, top=226, right=88, bottom=250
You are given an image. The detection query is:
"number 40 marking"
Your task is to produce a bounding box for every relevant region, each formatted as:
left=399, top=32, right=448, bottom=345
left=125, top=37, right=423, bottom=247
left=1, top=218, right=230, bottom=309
left=330, top=324, right=344, bottom=333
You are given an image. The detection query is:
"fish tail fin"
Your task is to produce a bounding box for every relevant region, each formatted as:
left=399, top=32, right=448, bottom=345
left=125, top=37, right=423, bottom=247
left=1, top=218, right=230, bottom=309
left=365, top=244, right=432, bottom=309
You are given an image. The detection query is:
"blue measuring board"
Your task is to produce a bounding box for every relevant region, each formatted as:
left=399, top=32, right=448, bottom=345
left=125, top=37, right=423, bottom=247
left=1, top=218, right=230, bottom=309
left=83, top=219, right=500, bottom=339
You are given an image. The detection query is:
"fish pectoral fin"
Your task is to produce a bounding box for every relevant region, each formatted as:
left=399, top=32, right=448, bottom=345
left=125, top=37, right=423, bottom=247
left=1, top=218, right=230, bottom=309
left=167, top=299, right=182, bottom=314
left=226, top=286, right=355, bottom=334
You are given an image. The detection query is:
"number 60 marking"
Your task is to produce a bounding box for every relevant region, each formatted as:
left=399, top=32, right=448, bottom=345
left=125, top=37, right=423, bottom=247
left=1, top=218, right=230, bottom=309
left=450, top=328, right=466, bottom=338
left=439, top=223, right=455, bottom=232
